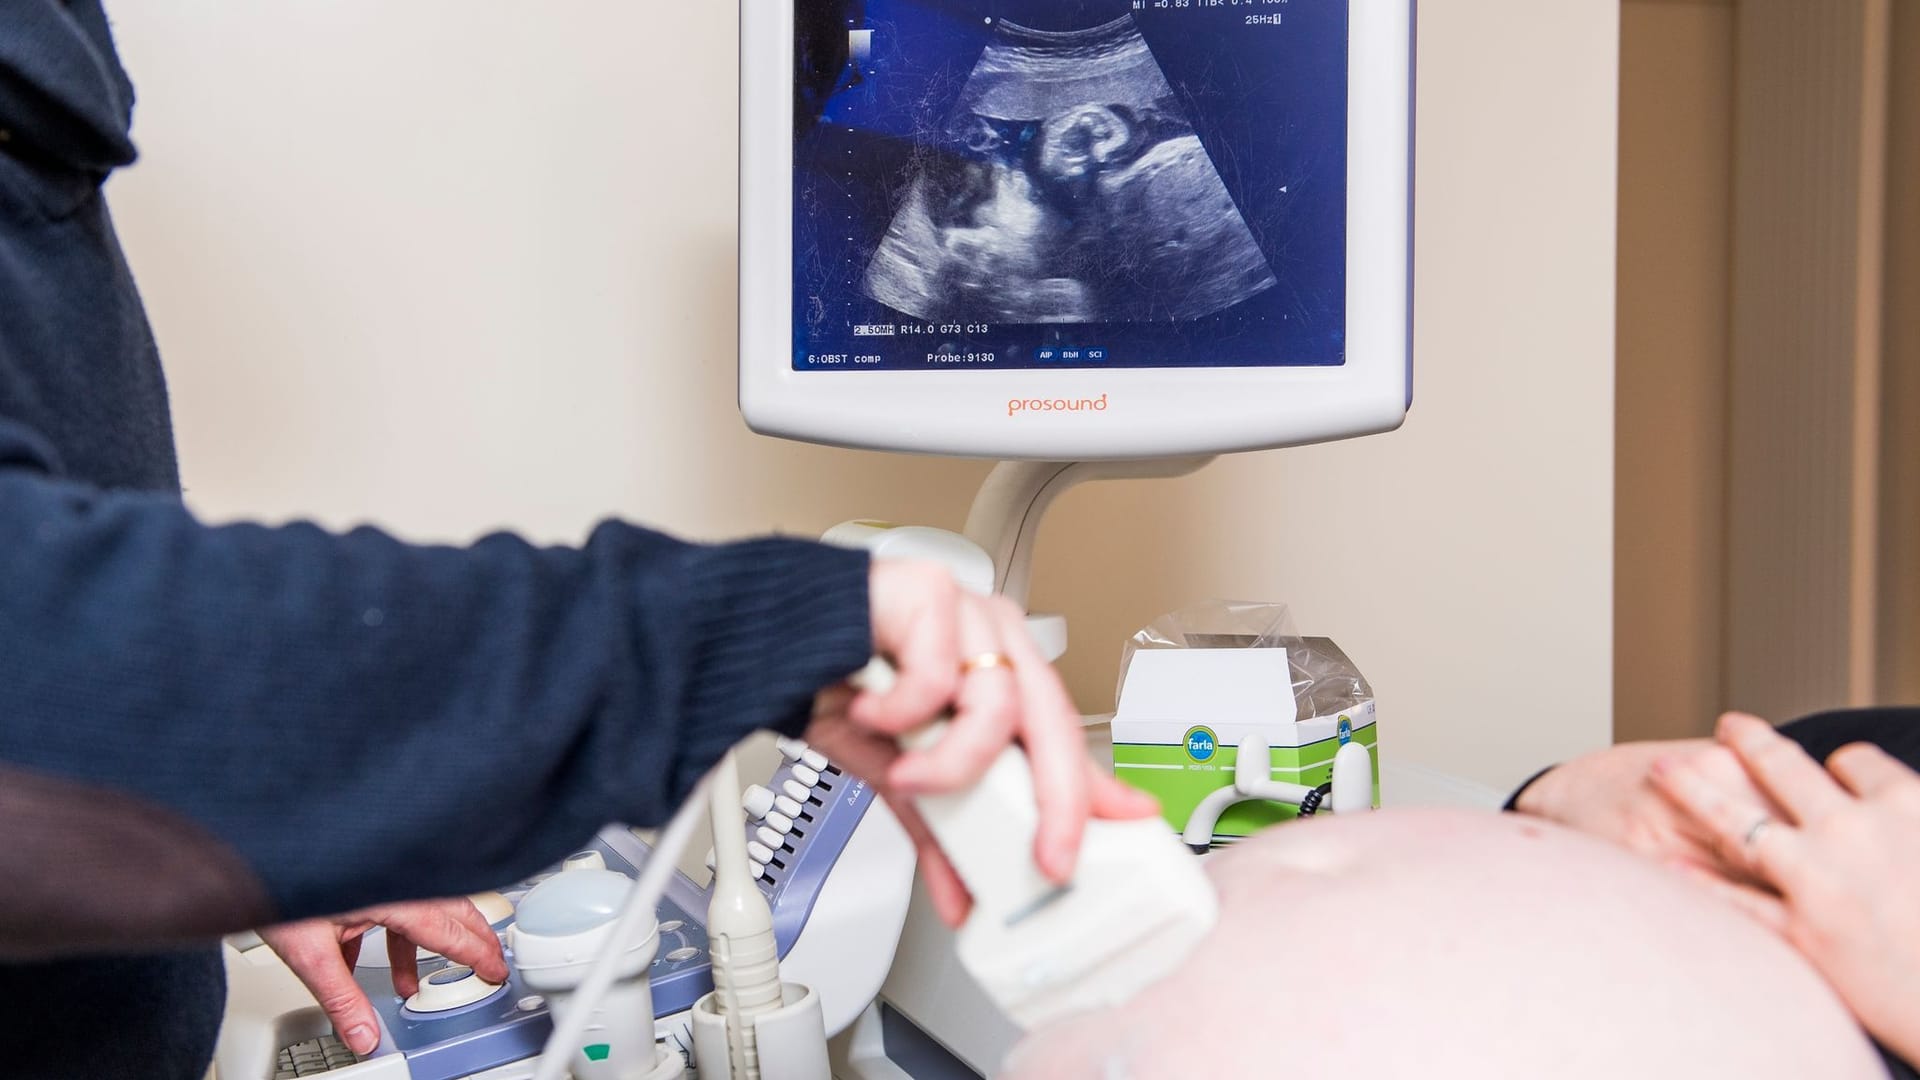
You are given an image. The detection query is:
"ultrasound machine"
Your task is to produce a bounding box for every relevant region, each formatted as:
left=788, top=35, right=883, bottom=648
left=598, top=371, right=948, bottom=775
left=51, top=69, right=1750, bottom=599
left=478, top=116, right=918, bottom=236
left=215, top=1, right=1412, bottom=1076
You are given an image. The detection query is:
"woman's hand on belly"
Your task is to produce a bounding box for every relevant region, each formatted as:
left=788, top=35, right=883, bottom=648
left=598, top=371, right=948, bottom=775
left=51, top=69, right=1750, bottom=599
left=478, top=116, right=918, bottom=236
left=1654, top=712, right=1920, bottom=1066
left=1515, top=737, right=1782, bottom=884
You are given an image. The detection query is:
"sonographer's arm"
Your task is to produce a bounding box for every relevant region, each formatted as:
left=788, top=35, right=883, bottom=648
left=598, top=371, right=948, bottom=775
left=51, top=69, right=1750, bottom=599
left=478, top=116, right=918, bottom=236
left=0, top=421, right=871, bottom=956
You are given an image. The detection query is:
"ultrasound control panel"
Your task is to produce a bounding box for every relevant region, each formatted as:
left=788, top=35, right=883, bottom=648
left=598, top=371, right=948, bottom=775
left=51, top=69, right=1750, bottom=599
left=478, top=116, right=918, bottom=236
left=257, top=736, right=875, bottom=1080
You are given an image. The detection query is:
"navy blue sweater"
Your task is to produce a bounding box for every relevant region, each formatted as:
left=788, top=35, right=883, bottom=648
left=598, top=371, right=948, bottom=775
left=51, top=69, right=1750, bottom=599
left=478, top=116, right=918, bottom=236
left=0, top=5, right=871, bottom=1076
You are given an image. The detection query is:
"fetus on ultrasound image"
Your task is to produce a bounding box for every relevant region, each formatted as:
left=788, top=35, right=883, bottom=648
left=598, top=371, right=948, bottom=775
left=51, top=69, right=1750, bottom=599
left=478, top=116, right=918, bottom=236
left=862, top=15, right=1277, bottom=325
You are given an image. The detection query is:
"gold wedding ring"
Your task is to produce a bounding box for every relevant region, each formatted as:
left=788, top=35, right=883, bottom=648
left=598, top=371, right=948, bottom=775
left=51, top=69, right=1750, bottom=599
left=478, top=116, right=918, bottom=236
left=961, top=652, right=1014, bottom=675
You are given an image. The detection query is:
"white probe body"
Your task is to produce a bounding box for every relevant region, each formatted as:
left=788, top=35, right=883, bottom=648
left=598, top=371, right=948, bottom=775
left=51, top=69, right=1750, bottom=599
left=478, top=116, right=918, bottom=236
left=858, top=659, right=1217, bottom=1030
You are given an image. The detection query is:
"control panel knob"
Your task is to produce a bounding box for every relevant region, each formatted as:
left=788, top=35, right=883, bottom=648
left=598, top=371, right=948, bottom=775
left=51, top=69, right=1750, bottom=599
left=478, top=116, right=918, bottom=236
left=563, top=850, right=606, bottom=872
left=405, top=964, right=503, bottom=1014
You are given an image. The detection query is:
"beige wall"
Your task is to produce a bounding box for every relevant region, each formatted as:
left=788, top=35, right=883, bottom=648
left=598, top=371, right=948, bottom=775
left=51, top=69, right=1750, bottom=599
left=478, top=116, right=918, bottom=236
left=106, top=1, right=1619, bottom=794
left=1614, top=0, right=1735, bottom=741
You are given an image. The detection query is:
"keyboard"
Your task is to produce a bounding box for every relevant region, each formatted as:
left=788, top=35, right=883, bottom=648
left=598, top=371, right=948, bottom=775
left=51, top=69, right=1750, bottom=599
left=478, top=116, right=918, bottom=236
left=275, top=1033, right=360, bottom=1077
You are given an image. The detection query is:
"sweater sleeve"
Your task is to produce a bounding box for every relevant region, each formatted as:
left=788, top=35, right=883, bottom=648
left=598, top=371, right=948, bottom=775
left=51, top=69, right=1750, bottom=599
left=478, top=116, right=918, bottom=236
left=1504, top=708, right=1920, bottom=812
left=0, top=421, right=871, bottom=950
left=1776, top=707, right=1920, bottom=771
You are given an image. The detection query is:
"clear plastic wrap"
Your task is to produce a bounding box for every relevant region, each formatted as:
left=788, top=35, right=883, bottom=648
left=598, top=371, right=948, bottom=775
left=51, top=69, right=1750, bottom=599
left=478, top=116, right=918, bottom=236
left=1117, top=599, right=1372, bottom=722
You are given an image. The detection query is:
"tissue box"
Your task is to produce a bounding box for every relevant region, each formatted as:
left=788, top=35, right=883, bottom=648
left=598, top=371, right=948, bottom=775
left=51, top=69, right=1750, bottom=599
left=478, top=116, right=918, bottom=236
left=1112, top=639, right=1379, bottom=843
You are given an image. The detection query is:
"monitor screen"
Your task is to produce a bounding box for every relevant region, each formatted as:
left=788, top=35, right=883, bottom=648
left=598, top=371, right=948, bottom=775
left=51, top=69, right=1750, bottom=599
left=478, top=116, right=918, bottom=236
left=791, top=0, right=1350, bottom=373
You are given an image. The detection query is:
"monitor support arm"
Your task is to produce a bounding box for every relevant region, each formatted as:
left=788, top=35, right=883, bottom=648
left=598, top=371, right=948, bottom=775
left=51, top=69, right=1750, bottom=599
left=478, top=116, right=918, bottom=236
left=962, top=458, right=1215, bottom=610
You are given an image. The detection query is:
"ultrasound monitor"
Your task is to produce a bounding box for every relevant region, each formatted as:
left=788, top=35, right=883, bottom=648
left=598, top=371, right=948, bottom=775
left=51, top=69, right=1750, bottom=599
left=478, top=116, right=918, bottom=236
left=740, top=0, right=1413, bottom=459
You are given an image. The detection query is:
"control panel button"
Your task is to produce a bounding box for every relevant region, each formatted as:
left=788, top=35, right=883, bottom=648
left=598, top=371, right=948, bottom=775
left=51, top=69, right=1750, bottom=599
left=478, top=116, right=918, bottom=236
left=800, top=748, right=830, bottom=773
left=774, top=795, right=804, bottom=819
left=467, top=891, right=514, bottom=926
left=791, top=764, right=822, bottom=787
left=755, top=826, right=783, bottom=850
left=741, top=784, right=777, bottom=820
left=765, top=811, right=793, bottom=834
left=782, top=780, right=810, bottom=803
left=775, top=737, right=808, bottom=762
left=747, top=841, right=776, bottom=865
left=752, top=863, right=768, bottom=881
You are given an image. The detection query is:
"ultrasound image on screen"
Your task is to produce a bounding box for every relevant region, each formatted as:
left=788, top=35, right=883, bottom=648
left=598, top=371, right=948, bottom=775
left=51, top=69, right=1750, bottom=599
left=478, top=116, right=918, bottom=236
left=792, top=0, right=1348, bottom=371
left=864, top=16, right=1277, bottom=324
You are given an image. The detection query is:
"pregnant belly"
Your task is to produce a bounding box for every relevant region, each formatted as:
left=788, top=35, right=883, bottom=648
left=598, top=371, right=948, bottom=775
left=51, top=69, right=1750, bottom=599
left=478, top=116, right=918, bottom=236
left=1002, top=808, right=1883, bottom=1080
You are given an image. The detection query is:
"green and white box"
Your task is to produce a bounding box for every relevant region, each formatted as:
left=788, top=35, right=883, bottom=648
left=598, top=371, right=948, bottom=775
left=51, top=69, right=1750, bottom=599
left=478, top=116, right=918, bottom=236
left=1112, top=642, right=1379, bottom=844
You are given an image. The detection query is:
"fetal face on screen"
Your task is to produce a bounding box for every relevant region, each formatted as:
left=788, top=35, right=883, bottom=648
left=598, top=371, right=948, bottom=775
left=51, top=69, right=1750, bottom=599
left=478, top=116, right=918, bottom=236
left=862, top=16, right=1277, bottom=324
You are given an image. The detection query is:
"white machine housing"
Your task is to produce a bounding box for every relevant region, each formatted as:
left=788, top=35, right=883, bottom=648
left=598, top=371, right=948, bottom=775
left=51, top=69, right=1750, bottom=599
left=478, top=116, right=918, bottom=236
left=740, top=0, right=1415, bottom=460
left=748, top=3, right=1417, bottom=1072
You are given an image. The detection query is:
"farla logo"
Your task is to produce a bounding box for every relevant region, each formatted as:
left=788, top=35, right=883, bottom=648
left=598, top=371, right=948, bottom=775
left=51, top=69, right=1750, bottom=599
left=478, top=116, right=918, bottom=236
left=1184, top=726, right=1218, bottom=764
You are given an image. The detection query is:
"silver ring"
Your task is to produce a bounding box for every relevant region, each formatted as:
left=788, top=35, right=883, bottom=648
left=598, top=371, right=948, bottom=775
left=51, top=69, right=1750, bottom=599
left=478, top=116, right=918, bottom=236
left=1742, top=815, right=1773, bottom=849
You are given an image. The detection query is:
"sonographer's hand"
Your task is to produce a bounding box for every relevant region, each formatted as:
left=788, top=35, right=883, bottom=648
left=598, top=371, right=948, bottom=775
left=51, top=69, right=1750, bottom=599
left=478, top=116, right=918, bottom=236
left=1652, top=713, right=1920, bottom=1066
left=805, top=560, right=1158, bottom=926
left=262, top=898, right=509, bottom=1056
left=1514, top=738, right=1782, bottom=884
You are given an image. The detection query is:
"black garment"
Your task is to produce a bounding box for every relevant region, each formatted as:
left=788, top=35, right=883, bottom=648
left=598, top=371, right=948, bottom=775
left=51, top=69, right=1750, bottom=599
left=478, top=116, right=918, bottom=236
left=1777, top=707, right=1920, bottom=773
left=1507, top=706, right=1920, bottom=1079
